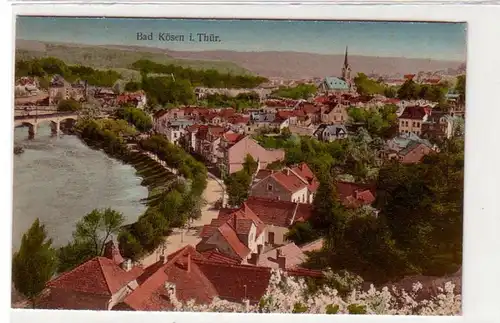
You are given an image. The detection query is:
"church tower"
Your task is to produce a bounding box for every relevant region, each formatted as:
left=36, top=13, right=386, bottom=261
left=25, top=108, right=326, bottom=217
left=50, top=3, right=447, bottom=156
left=341, top=46, right=351, bottom=83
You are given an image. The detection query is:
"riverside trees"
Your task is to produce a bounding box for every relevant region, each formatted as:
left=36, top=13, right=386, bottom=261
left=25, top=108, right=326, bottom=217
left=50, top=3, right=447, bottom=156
left=12, top=219, right=57, bottom=308
left=118, top=135, right=208, bottom=260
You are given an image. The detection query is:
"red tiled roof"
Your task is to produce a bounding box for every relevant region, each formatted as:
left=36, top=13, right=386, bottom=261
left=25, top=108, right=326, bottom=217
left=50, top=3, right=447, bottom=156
left=291, top=163, right=320, bottom=193
left=336, top=181, right=376, bottom=208
left=193, top=260, right=272, bottom=304
left=271, top=169, right=308, bottom=193
left=118, top=244, right=326, bottom=311
left=122, top=246, right=218, bottom=311
left=47, top=257, right=143, bottom=296
left=399, top=106, right=428, bottom=120
left=244, top=196, right=312, bottom=227
left=218, top=223, right=251, bottom=259
left=223, top=132, right=244, bottom=143
left=201, top=250, right=241, bottom=265
left=404, top=74, right=416, bottom=80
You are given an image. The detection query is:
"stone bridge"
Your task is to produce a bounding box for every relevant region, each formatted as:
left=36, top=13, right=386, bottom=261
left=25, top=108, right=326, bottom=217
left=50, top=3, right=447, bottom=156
left=14, top=112, right=79, bottom=139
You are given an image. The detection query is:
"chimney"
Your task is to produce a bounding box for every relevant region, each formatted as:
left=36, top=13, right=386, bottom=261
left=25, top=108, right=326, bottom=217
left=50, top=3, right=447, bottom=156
left=165, top=282, right=176, bottom=299
left=159, top=255, right=166, bottom=264
left=187, top=253, right=191, bottom=273
left=286, top=168, right=290, bottom=176
left=276, top=250, right=286, bottom=269
left=248, top=253, right=259, bottom=265
left=257, top=244, right=263, bottom=255
left=122, top=259, right=132, bottom=272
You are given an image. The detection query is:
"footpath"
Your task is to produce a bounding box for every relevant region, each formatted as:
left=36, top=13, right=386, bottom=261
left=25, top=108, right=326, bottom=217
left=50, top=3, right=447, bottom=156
left=128, top=145, right=226, bottom=267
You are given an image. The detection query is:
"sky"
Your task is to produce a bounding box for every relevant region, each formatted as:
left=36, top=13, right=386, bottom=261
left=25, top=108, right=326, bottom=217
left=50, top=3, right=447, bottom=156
left=16, top=17, right=467, bottom=61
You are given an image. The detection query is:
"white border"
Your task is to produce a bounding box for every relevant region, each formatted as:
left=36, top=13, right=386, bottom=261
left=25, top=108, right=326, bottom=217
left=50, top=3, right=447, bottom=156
left=3, top=3, right=500, bottom=323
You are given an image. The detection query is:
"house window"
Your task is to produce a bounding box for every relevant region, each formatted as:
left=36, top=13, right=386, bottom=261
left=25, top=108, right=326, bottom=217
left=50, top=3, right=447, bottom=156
left=417, top=122, right=420, bottom=127
left=412, top=122, right=416, bottom=127
left=267, top=184, right=273, bottom=191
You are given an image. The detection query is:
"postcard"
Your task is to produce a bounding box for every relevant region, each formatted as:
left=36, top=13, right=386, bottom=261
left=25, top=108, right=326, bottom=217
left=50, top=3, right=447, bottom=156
left=12, top=16, right=465, bottom=315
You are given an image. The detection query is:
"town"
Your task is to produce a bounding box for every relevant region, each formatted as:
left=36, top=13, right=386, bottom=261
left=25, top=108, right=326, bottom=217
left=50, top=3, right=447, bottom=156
left=12, top=44, right=464, bottom=315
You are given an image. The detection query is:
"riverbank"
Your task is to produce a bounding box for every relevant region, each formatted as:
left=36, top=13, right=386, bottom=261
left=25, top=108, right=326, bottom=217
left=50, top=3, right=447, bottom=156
left=74, top=118, right=213, bottom=262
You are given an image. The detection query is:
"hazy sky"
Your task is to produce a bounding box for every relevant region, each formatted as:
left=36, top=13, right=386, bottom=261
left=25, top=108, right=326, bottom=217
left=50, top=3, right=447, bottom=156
left=16, top=17, right=467, bottom=61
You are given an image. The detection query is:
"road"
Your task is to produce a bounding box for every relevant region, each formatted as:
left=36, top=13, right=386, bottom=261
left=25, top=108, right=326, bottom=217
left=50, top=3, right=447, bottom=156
left=140, top=174, right=226, bottom=267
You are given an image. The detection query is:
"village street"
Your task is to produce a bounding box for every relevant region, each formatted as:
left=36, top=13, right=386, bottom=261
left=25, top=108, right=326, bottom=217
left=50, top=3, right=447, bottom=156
left=139, top=169, right=226, bottom=267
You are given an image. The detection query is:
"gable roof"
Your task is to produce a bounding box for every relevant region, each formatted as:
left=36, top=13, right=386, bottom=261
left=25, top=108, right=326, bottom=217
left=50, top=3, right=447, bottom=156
left=314, top=124, right=348, bottom=137
left=47, top=257, right=143, bottom=296
left=257, top=243, right=306, bottom=269
left=336, top=181, right=376, bottom=208
left=199, top=206, right=266, bottom=260
left=399, top=106, right=428, bottom=120
left=116, top=245, right=326, bottom=311
left=121, top=246, right=218, bottom=311
left=290, top=163, right=320, bottom=193
left=266, top=169, right=308, bottom=193
left=244, top=196, right=313, bottom=227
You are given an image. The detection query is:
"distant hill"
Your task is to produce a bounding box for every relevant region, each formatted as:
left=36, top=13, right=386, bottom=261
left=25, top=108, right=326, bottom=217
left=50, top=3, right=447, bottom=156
left=164, top=50, right=466, bottom=79
left=15, top=40, right=251, bottom=75
left=16, top=40, right=465, bottom=79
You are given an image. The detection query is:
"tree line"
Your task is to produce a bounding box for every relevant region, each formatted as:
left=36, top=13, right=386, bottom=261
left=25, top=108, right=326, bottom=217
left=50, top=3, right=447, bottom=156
left=270, top=84, right=317, bottom=100
left=131, top=59, right=268, bottom=89
left=118, top=135, right=208, bottom=260
left=16, top=57, right=121, bottom=87
left=300, top=137, right=463, bottom=284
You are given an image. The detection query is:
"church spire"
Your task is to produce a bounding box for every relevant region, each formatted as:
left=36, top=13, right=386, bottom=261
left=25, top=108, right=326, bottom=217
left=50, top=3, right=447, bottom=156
left=343, top=46, right=349, bottom=68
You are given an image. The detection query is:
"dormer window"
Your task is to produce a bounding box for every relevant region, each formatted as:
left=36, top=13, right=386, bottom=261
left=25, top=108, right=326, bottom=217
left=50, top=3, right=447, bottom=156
left=267, top=184, right=273, bottom=191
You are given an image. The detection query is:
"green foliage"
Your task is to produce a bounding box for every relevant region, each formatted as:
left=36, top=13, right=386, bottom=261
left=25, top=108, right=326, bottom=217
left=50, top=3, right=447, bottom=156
left=118, top=230, right=143, bottom=260
left=132, top=59, right=267, bottom=88
left=15, top=57, right=120, bottom=87
left=116, top=106, right=153, bottom=132
left=12, top=219, right=57, bottom=308
left=76, top=118, right=136, bottom=157
left=304, top=138, right=464, bottom=284
left=285, top=221, right=319, bottom=245
left=455, top=75, right=466, bottom=104
left=354, top=73, right=387, bottom=96
left=117, top=135, right=208, bottom=260
left=142, top=76, right=195, bottom=107
left=124, top=81, right=142, bottom=92
left=16, top=44, right=250, bottom=74
left=199, top=92, right=260, bottom=111
left=56, top=208, right=125, bottom=272
left=292, top=302, right=309, bottom=313
left=325, top=304, right=340, bottom=314
left=57, top=240, right=95, bottom=273
left=397, top=79, right=449, bottom=103
left=271, top=84, right=317, bottom=99
left=57, top=99, right=82, bottom=112
left=242, top=154, right=258, bottom=176
left=225, top=170, right=252, bottom=207
left=347, top=105, right=398, bottom=139
left=138, top=135, right=208, bottom=196
left=347, top=304, right=367, bottom=314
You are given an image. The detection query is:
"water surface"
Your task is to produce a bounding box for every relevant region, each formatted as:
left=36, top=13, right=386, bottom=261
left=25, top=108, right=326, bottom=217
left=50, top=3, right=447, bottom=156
left=13, top=124, right=148, bottom=252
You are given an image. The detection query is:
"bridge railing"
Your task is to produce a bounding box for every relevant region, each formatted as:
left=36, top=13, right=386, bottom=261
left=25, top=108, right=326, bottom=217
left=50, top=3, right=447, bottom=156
left=14, top=112, right=79, bottom=120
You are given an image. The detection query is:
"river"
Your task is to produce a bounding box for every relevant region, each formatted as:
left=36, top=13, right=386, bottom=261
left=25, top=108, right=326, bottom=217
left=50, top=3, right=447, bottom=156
left=12, top=124, right=148, bottom=252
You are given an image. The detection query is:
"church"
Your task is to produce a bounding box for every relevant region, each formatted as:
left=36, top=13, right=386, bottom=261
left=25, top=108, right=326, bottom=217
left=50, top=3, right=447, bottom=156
left=318, top=46, right=356, bottom=95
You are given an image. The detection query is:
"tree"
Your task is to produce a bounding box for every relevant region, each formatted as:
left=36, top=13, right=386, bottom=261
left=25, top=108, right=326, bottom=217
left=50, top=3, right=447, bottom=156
left=242, top=154, right=258, bottom=176
left=12, top=219, right=57, bottom=308
left=455, top=75, right=466, bottom=105
left=225, top=170, right=252, bottom=207
left=57, top=208, right=125, bottom=272
left=57, top=99, right=82, bottom=112
left=125, top=81, right=141, bottom=92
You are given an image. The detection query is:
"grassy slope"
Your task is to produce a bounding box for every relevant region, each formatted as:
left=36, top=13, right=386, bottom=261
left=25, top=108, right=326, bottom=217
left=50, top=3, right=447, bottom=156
left=15, top=43, right=251, bottom=75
